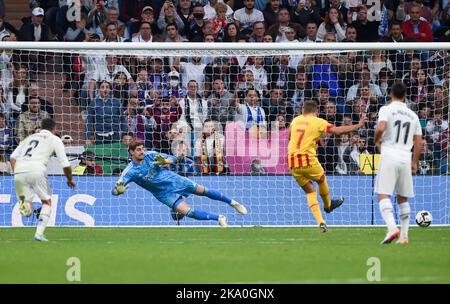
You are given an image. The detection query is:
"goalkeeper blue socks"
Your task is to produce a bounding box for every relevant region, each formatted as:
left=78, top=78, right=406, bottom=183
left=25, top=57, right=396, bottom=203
left=203, top=188, right=232, bottom=205
left=186, top=208, right=219, bottom=221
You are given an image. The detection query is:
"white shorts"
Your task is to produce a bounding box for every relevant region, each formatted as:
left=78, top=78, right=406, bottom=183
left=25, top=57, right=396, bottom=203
left=374, top=155, right=414, bottom=198
left=14, top=172, right=52, bottom=202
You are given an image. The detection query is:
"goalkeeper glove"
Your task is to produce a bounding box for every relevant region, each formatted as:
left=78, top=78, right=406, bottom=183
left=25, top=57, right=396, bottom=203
left=114, top=181, right=129, bottom=195
left=152, top=154, right=169, bottom=166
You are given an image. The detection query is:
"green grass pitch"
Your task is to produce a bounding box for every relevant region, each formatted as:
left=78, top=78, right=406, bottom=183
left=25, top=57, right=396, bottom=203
left=1, top=227, right=450, bottom=283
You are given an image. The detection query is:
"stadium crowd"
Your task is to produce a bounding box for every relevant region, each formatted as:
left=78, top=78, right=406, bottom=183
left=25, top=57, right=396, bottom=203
left=0, top=0, right=449, bottom=175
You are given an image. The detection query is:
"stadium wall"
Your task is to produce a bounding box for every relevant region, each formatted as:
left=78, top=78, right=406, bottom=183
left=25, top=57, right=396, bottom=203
left=0, top=176, right=448, bottom=226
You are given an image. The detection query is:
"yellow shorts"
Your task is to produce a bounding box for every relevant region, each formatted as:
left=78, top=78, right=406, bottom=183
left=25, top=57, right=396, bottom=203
left=290, top=162, right=325, bottom=187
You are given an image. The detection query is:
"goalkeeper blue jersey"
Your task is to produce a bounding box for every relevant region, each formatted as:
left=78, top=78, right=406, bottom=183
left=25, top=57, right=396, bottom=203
left=113, top=151, right=198, bottom=209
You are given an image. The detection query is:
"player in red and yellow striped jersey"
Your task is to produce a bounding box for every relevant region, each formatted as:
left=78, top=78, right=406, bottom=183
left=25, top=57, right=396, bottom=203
left=289, top=100, right=367, bottom=232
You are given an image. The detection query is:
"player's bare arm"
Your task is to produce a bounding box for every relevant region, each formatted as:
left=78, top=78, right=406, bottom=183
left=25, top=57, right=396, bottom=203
left=63, top=166, right=77, bottom=189
left=374, top=121, right=387, bottom=152
left=329, top=113, right=368, bottom=136
left=411, top=135, right=422, bottom=174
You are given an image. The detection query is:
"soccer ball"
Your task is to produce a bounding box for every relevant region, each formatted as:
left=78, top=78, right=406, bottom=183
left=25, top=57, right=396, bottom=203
left=415, top=210, right=432, bottom=227
left=19, top=201, right=33, bottom=217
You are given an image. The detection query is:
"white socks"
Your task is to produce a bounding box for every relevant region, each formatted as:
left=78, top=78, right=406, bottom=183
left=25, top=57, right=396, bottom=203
left=36, top=204, right=51, bottom=236
left=379, top=198, right=397, bottom=233
left=398, top=202, right=410, bottom=239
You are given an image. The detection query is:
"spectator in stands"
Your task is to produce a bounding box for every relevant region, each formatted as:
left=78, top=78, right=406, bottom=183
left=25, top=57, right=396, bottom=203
left=343, top=24, right=357, bottom=42
left=86, top=80, right=126, bottom=145
left=95, top=7, right=125, bottom=40
left=124, top=97, right=152, bottom=143
left=165, top=22, right=188, bottom=42
left=267, top=7, right=304, bottom=42
left=207, top=78, right=235, bottom=127
left=351, top=5, right=380, bottom=42
left=346, top=69, right=383, bottom=102
left=262, top=86, right=294, bottom=127
left=205, top=0, right=234, bottom=21
left=418, top=136, right=434, bottom=174
left=349, top=136, right=369, bottom=175
left=157, top=1, right=185, bottom=34
left=0, top=112, right=11, bottom=174
left=222, top=22, right=240, bottom=42
left=329, top=0, right=348, bottom=20
left=87, top=0, right=107, bottom=31
left=426, top=108, right=449, bottom=144
left=367, top=50, right=394, bottom=83
left=131, top=21, right=153, bottom=43
left=402, top=3, right=433, bottom=42
left=129, top=6, right=160, bottom=38
left=195, top=119, right=226, bottom=174
left=178, top=79, right=208, bottom=138
left=300, top=21, right=318, bottom=42
left=236, top=69, right=264, bottom=97
left=211, top=2, right=235, bottom=41
left=396, top=0, right=434, bottom=24
left=410, top=68, right=433, bottom=110
left=292, top=0, right=321, bottom=28
left=319, top=100, right=342, bottom=126
left=248, top=20, right=265, bottom=42
left=266, top=55, right=296, bottom=99
left=19, top=7, right=50, bottom=41
left=162, top=70, right=186, bottom=98
left=147, top=57, right=167, bottom=95
left=120, top=0, right=154, bottom=24
left=121, top=132, right=134, bottom=148
left=291, top=71, right=313, bottom=115
left=377, top=67, right=395, bottom=97
left=173, top=56, right=207, bottom=94
left=275, top=25, right=300, bottom=42
left=335, top=133, right=352, bottom=175
left=246, top=56, right=269, bottom=96
left=55, top=0, right=90, bottom=41
left=384, top=20, right=404, bottom=42
left=0, top=85, right=10, bottom=121
left=73, top=151, right=103, bottom=175
left=148, top=96, right=182, bottom=151
left=234, top=88, right=267, bottom=132
left=17, top=97, right=50, bottom=143
left=429, top=85, right=448, bottom=116
left=22, top=82, right=54, bottom=118
left=204, top=56, right=238, bottom=94
left=112, top=72, right=130, bottom=107
left=88, top=55, right=133, bottom=101
left=0, top=112, right=10, bottom=155
left=317, top=7, right=346, bottom=42
left=6, top=64, right=29, bottom=121
left=187, top=3, right=207, bottom=42
left=103, top=22, right=128, bottom=42
left=262, top=0, right=281, bottom=28
left=233, top=0, right=264, bottom=34
left=0, top=14, right=19, bottom=37
left=418, top=104, right=432, bottom=129
left=177, top=0, right=192, bottom=37
left=63, top=12, right=93, bottom=42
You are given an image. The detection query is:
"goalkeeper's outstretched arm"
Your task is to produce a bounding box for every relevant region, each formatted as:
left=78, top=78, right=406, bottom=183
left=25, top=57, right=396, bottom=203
left=112, top=179, right=129, bottom=196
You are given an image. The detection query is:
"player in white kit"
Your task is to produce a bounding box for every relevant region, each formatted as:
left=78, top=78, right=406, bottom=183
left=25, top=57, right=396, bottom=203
left=374, top=82, right=422, bottom=245
left=10, top=118, right=76, bottom=241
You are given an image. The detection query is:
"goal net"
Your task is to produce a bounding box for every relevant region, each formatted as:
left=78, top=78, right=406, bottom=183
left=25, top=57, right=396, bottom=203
left=0, top=42, right=448, bottom=227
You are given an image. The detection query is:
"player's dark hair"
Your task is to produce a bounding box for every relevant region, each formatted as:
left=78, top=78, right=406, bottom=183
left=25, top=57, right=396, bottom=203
left=391, top=81, right=407, bottom=100
left=41, top=118, right=56, bottom=131
left=128, top=140, right=144, bottom=152
left=303, top=100, right=318, bottom=114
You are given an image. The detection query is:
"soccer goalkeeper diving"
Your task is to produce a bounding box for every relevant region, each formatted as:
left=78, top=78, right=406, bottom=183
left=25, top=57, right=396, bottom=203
left=112, top=140, right=247, bottom=227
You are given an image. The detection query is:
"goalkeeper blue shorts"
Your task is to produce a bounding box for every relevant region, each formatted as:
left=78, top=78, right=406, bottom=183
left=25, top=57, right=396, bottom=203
left=153, top=176, right=198, bottom=209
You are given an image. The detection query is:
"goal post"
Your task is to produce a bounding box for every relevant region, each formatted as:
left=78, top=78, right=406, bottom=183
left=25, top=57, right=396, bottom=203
left=0, top=42, right=448, bottom=227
